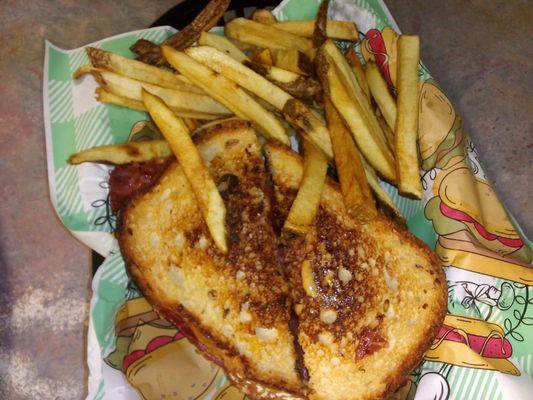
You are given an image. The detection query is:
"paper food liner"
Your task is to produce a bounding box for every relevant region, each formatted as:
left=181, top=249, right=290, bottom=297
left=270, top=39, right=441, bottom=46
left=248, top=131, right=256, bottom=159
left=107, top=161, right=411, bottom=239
left=43, top=0, right=533, bottom=399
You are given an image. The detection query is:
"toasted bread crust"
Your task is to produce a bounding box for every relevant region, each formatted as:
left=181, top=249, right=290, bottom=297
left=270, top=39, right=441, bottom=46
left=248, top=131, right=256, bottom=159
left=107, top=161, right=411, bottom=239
left=119, top=121, right=305, bottom=399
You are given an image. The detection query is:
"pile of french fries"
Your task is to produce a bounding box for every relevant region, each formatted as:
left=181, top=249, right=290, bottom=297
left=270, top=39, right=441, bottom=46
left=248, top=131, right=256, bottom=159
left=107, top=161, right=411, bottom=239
left=70, top=0, right=423, bottom=252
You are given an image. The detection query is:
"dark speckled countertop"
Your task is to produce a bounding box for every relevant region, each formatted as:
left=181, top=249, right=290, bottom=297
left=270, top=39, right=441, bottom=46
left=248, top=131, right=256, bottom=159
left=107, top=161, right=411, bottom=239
left=0, top=1, right=531, bottom=399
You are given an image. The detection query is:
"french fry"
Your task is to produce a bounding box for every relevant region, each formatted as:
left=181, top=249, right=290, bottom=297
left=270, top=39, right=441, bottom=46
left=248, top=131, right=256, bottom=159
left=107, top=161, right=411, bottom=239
left=226, top=38, right=256, bottom=52
left=317, top=49, right=395, bottom=180
left=251, top=9, right=277, bottom=25
left=142, top=89, right=228, bottom=253
left=162, top=46, right=290, bottom=145
left=250, top=48, right=273, bottom=66
left=95, top=88, right=222, bottom=120
left=283, top=139, right=328, bottom=234
left=263, top=65, right=301, bottom=83
left=395, top=35, right=422, bottom=198
left=182, top=117, right=200, bottom=131
left=344, top=47, right=370, bottom=99
left=274, top=20, right=358, bottom=41
left=184, top=46, right=289, bottom=110
left=85, top=47, right=203, bottom=93
left=323, top=96, right=376, bottom=220
left=322, top=40, right=392, bottom=160
left=68, top=140, right=172, bottom=165
left=271, top=49, right=313, bottom=76
left=225, top=18, right=316, bottom=59
left=198, top=31, right=249, bottom=63
left=243, top=61, right=321, bottom=100
left=192, top=116, right=245, bottom=136
left=184, top=46, right=332, bottom=156
left=313, top=0, right=330, bottom=47
left=281, top=99, right=333, bottom=158
left=376, top=111, right=395, bottom=150
left=75, top=67, right=231, bottom=116
left=361, top=158, right=405, bottom=223
left=175, top=74, right=195, bottom=85
left=131, top=0, right=231, bottom=65
left=365, top=61, right=397, bottom=131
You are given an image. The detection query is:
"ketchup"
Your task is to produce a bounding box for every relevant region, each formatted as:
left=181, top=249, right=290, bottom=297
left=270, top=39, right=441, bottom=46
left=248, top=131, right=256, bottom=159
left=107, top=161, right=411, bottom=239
left=109, top=158, right=171, bottom=213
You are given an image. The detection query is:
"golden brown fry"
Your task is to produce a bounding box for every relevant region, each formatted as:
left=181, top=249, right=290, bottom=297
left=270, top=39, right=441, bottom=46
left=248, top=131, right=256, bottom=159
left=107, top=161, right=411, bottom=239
left=395, top=35, right=422, bottom=198
left=163, top=46, right=290, bottom=145
left=226, top=38, right=256, bottom=51
left=317, top=49, right=395, bottom=180
left=85, top=47, right=202, bottom=93
left=376, top=110, right=395, bottom=150
left=283, top=139, right=328, bottom=234
left=313, top=0, right=330, bottom=47
left=95, top=87, right=223, bottom=120
left=225, top=18, right=316, bottom=59
left=131, top=0, right=231, bottom=65
left=192, top=116, right=244, bottom=136
left=182, top=117, right=200, bottom=131
left=185, top=46, right=290, bottom=109
left=251, top=9, right=277, bottom=25
left=264, top=65, right=301, bottom=82
left=271, top=48, right=313, bottom=76
left=68, top=140, right=172, bottom=165
left=344, top=47, right=370, bottom=99
left=322, top=40, right=391, bottom=160
left=281, top=99, right=333, bottom=158
left=243, top=61, right=321, bottom=100
left=365, top=61, right=397, bottom=131
left=274, top=20, right=358, bottom=41
left=250, top=48, right=274, bottom=66
left=198, top=31, right=249, bottom=63
left=95, top=87, right=146, bottom=111
left=323, top=96, right=376, bottom=220
left=184, top=46, right=332, bottom=156
left=75, top=67, right=230, bottom=116
left=142, top=89, right=228, bottom=252
left=361, top=158, right=405, bottom=222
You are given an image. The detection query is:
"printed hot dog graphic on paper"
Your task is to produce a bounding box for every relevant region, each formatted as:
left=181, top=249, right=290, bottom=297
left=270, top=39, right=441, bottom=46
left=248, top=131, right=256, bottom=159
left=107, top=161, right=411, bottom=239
left=424, top=314, right=519, bottom=375
left=425, top=164, right=533, bottom=265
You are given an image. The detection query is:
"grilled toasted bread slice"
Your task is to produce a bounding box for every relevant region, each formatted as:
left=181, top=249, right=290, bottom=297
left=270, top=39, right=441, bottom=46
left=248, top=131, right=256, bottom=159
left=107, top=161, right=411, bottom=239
left=118, top=121, right=305, bottom=399
left=265, top=142, right=447, bottom=400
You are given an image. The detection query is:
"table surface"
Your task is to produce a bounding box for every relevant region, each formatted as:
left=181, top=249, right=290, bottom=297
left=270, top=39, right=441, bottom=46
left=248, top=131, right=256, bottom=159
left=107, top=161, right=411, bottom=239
left=0, top=0, right=531, bottom=398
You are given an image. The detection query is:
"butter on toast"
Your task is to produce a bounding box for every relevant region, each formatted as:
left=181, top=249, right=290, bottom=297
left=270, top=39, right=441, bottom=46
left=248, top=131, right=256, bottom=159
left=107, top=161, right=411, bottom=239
left=118, top=121, right=305, bottom=399
left=265, top=142, right=448, bottom=400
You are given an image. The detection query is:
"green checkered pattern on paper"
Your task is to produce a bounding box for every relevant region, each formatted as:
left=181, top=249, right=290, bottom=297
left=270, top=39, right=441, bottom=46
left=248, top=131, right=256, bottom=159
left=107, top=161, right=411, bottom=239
left=46, top=27, right=173, bottom=233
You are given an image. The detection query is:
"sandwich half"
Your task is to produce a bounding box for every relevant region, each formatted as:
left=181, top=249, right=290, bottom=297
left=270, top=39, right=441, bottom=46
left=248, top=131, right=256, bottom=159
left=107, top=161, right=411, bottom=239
left=265, top=142, right=448, bottom=400
left=118, top=120, right=305, bottom=399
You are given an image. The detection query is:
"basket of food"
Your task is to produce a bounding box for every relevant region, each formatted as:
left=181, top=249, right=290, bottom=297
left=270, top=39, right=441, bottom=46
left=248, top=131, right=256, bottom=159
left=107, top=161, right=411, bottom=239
left=43, top=0, right=533, bottom=399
